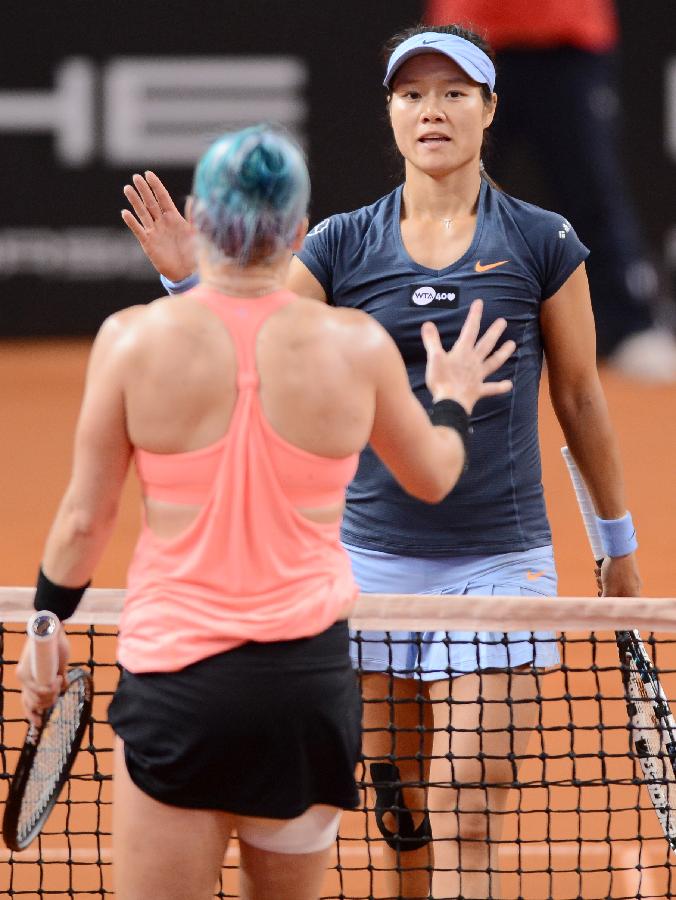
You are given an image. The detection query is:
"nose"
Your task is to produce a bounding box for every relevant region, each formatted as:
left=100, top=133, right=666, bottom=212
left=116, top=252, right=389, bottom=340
left=420, top=100, right=445, bottom=123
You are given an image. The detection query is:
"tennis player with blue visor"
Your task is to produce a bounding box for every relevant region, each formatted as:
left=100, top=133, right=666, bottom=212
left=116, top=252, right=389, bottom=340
left=122, top=22, right=641, bottom=900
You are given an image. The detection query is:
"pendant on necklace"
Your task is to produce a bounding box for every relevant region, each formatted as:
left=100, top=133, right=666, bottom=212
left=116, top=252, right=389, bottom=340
left=442, top=219, right=452, bottom=230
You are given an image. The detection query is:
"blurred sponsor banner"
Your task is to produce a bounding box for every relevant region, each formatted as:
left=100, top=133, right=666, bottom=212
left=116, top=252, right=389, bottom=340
left=0, top=57, right=307, bottom=168
left=0, top=0, right=672, bottom=335
left=0, top=0, right=413, bottom=335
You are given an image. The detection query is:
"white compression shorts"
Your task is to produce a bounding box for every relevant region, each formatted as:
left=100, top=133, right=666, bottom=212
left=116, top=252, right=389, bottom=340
left=235, top=804, right=342, bottom=854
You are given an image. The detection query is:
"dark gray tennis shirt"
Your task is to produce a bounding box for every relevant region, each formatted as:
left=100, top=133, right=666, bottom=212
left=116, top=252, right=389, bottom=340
left=297, top=179, right=589, bottom=556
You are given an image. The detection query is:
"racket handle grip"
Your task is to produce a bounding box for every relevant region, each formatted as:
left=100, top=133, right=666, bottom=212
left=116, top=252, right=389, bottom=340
left=27, top=612, right=60, bottom=685
left=560, top=446, right=605, bottom=563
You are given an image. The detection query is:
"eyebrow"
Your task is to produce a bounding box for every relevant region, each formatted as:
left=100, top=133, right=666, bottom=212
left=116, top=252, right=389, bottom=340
left=394, top=75, right=471, bottom=88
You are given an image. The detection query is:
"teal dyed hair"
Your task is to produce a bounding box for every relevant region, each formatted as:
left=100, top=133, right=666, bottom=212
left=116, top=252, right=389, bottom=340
left=191, top=125, right=310, bottom=265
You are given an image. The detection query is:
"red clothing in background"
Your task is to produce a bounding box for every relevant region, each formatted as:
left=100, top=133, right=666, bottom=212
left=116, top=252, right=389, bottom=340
left=424, top=0, right=618, bottom=52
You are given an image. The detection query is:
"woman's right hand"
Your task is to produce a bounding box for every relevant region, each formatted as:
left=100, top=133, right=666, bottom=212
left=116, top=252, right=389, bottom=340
left=422, top=299, right=516, bottom=414
left=121, top=171, right=197, bottom=282
left=16, top=628, right=69, bottom=729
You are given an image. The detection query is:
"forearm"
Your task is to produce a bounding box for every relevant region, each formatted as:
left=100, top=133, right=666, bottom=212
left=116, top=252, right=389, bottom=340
left=414, top=425, right=466, bottom=502
left=550, top=379, right=627, bottom=519
left=541, top=270, right=640, bottom=595
left=41, top=489, right=118, bottom=587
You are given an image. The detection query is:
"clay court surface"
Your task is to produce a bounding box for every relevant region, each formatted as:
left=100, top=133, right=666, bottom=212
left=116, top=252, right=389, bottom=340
left=2, top=339, right=672, bottom=596
left=0, top=339, right=674, bottom=898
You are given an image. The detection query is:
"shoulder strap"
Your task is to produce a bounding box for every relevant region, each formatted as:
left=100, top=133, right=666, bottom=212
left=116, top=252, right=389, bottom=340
left=190, top=287, right=295, bottom=390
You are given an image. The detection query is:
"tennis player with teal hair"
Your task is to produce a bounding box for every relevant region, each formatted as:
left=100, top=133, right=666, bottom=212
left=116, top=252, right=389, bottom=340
left=17, top=123, right=514, bottom=900
left=125, top=22, right=642, bottom=899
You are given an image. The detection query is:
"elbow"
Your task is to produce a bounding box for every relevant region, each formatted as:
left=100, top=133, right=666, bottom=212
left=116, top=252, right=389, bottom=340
left=64, top=509, right=101, bottom=543
left=424, top=471, right=463, bottom=504
left=61, top=498, right=117, bottom=544
left=417, top=485, right=450, bottom=504
left=72, top=512, right=99, bottom=540
left=407, top=459, right=464, bottom=504
left=550, top=377, right=605, bottom=425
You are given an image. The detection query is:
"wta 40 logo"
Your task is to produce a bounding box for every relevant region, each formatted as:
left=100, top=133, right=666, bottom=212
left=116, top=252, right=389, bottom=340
left=410, top=285, right=460, bottom=308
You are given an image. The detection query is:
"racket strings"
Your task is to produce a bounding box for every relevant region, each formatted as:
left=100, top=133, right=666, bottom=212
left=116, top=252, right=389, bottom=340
left=625, top=658, right=676, bottom=845
left=15, top=675, right=90, bottom=844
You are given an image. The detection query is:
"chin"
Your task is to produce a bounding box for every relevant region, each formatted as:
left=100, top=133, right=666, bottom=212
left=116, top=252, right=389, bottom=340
left=414, top=158, right=458, bottom=178
left=412, top=150, right=473, bottom=179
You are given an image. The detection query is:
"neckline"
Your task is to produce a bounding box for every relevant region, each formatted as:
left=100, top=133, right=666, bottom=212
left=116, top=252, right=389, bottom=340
left=393, top=178, right=488, bottom=276
left=192, top=285, right=294, bottom=304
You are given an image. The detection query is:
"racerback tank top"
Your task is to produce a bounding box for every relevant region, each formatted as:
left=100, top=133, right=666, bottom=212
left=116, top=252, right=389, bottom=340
left=118, top=286, right=359, bottom=673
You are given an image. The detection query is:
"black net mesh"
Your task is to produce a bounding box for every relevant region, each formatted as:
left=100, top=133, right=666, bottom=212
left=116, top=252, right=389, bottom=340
left=1, top=621, right=676, bottom=898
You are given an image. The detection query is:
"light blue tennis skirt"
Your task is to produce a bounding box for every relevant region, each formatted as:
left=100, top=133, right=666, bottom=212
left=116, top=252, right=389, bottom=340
left=346, top=543, right=560, bottom=681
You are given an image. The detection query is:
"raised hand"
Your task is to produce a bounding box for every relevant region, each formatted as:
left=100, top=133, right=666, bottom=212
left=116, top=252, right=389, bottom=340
left=122, top=171, right=197, bottom=282
left=422, top=299, right=515, bottom=414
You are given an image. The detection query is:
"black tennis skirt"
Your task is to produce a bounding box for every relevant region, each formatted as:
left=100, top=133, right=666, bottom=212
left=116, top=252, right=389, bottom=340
left=108, top=620, right=362, bottom=818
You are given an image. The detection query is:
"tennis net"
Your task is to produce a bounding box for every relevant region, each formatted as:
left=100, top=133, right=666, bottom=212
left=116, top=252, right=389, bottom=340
left=1, top=589, right=676, bottom=899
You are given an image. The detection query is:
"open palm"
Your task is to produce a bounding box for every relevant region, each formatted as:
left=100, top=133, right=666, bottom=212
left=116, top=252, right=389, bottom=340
left=422, top=299, right=516, bottom=414
left=122, top=171, right=197, bottom=282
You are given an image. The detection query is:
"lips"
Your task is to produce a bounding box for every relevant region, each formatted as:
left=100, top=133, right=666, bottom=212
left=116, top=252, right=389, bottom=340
left=418, top=133, right=451, bottom=144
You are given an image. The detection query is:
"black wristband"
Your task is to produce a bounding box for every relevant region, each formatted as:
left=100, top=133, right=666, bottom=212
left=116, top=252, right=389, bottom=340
left=429, top=399, right=471, bottom=460
left=34, top=567, right=90, bottom=621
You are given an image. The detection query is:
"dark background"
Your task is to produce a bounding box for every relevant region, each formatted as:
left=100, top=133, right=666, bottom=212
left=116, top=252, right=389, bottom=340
left=0, top=0, right=673, bottom=335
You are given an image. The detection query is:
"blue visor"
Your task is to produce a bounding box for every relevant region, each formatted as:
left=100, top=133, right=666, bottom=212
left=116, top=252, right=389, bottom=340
left=384, top=32, right=496, bottom=92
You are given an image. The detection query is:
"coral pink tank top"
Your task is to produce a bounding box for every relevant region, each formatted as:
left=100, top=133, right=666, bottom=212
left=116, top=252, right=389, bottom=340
left=118, top=287, right=359, bottom=673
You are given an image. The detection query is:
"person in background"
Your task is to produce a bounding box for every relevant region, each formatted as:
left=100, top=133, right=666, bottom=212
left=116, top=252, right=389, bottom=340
left=426, top=0, right=676, bottom=381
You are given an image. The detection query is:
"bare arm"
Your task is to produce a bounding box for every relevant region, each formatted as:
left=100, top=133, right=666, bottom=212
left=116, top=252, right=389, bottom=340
left=369, top=299, right=514, bottom=503
left=18, top=314, right=134, bottom=722
left=285, top=256, right=328, bottom=302
left=541, top=263, right=641, bottom=597
left=41, top=314, right=134, bottom=585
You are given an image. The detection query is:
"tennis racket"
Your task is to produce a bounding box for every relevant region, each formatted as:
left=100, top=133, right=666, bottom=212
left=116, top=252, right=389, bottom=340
left=2, top=612, right=92, bottom=851
left=561, top=446, right=676, bottom=850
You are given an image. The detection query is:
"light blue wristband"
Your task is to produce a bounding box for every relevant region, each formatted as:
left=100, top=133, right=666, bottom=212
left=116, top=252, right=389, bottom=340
left=160, top=271, right=199, bottom=295
left=595, top=511, right=638, bottom=558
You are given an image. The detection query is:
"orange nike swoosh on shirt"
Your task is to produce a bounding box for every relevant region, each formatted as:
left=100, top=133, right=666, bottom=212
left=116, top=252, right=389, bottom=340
left=475, top=259, right=510, bottom=272
left=526, top=570, right=545, bottom=581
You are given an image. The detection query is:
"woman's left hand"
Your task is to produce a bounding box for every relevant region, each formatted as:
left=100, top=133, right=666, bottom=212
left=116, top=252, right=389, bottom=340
left=600, top=554, right=642, bottom=598
left=422, top=298, right=515, bottom=414
left=16, top=628, right=70, bottom=729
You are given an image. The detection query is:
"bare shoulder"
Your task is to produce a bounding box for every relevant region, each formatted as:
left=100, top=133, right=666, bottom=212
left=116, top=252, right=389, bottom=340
left=91, top=304, right=148, bottom=353
left=90, top=296, right=188, bottom=371
left=287, top=295, right=393, bottom=357
left=98, top=294, right=197, bottom=346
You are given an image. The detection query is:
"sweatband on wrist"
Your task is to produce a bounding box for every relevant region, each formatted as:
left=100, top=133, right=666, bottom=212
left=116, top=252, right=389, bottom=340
left=160, top=271, right=199, bottom=295
left=34, top=568, right=90, bottom=621
left=595, top=511, right=638, bottom=558
left=429, top=399, right=471, bottom=459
